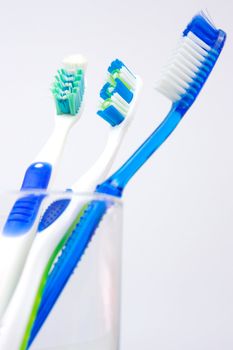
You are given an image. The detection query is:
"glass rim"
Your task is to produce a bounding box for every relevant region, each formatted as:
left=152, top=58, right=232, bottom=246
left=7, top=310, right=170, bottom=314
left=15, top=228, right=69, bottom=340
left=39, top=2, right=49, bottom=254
left=0, top=189, right=123, bottom=205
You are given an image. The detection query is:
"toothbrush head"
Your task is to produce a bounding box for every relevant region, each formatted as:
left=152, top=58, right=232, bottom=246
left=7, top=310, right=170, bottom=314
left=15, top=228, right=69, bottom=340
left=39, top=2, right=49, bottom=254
left=51, top=54, right=87, bottom=116
left=97, top=59, right=142, bottom=127
left=155, top=11, right=226, bottom=108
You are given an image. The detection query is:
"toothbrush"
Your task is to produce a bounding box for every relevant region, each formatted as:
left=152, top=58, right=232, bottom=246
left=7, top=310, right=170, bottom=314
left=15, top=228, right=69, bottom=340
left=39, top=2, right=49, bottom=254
left=0, top=59, right=142, bottom=350
left=0, top=54, right=87, bottom=320
left=28, top=11, right=226, bottom=347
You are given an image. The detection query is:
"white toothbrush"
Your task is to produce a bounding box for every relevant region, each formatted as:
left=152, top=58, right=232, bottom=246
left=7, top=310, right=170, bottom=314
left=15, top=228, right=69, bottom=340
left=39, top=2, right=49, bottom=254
left=0, top=54, right=87, bottom=321
left=0, top=59, right=142, bottom=350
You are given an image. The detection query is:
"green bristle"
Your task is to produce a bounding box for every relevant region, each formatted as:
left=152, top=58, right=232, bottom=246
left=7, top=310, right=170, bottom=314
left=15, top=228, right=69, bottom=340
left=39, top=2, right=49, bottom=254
left=52, top=68, right=84, bottom=115
left=108, top=71, right=132, bottom=92
left=101, top=99, right=111, bottom=111
left=108, top=75, right=116, bottom=86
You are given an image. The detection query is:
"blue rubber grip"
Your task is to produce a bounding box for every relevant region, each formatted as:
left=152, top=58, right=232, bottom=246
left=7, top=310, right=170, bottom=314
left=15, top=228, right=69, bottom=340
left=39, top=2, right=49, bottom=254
left=38, top=199, right=71, bottom=232
left=3, top=162, right=52, bottom=236
left=21, top=162, right=52, bottom=190
left=28, top=200, right=108, bottom=347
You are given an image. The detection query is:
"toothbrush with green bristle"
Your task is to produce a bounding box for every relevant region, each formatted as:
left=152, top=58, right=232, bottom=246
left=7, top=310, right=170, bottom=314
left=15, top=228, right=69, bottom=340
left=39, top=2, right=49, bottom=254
left=0, top=59, right=142, bottom=350
left=0, top=54, right=87, bottom=321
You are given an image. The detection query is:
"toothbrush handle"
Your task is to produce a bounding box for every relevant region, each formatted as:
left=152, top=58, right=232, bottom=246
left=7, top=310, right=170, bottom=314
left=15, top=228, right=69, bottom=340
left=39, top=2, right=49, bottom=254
left=71, top=123, right=130, bottom=192
left=0, top=163, right=51, bottom=319
left=0, top=238, right=51, bottom=350
left=28, top=200, right=108, bottom=347
left=0, top=228, right=39, bottom=321
left=97, top=107, right=182, bottom=196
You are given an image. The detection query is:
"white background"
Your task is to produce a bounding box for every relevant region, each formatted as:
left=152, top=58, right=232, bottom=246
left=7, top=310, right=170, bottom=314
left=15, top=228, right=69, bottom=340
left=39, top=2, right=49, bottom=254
left=0, top=0, right=232, bottom=349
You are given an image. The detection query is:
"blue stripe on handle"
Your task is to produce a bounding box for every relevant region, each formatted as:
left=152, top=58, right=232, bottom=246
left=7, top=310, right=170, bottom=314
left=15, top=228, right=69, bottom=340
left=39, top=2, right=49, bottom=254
left=3, top=163, right=52, bottom=236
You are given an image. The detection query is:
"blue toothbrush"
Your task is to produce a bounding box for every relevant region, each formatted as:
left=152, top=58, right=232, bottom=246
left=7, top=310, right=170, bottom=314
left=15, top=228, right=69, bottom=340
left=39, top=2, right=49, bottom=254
left=29, top=11, right=226, bottom=347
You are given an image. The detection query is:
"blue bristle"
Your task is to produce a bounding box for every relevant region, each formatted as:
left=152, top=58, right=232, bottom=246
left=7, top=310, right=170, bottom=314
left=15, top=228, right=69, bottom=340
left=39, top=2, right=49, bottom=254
left=100, top=82, right=112, bottom=100
left=98, top=59, right=137, bottom=127
left=183, top=13, right=221, bottom=47
left=57, top=99, right=69, bottom=114
left=176, top=13, right=226, bottom=107
left=114, top=78, right=133, bottom=103
left=108, top=59, right=124, bottom=74
left=100, top=79, right=133, bottom=103
left=97, top=106, right=125, bottom=127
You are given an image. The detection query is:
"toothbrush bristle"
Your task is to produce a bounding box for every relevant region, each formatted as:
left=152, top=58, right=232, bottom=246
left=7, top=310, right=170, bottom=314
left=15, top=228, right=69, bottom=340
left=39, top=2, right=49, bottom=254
left=97, top=59, right=137, bottom=127
left=51, top=67, right=85, bottom=116
left=155, top=11, right=226, bottom=105
left=62, top=54, right=87, bottom=72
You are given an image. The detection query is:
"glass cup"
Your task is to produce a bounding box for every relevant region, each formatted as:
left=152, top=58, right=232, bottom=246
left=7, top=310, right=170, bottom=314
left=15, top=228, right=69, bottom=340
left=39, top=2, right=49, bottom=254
left=0, top=191, right=123, bottom=350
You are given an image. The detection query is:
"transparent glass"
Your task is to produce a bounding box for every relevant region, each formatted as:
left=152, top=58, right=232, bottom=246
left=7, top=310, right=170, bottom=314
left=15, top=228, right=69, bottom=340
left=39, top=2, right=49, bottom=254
left=0, top=191, right=123, bottom=350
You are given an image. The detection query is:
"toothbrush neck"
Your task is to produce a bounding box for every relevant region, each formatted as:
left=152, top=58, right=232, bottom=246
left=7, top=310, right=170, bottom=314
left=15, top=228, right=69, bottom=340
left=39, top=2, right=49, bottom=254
left=72, top=123, right=129, bottom=192
left=34, top=118, right=72, bottom=168
left=96, top=104, right=185, bottom=197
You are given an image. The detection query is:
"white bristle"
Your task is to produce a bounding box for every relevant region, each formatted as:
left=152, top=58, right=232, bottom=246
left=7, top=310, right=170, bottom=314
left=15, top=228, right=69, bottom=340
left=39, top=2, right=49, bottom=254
left=156, top=85, right=181, bottom=102
left=63, top=54, right=87, bottom=72
left=179, top=45, right=203, bottom=67
left=161, top=77, right=187, bottom=95
left=166, top=70, right=190, bottom=90
left=99, top=92, right=129, bottom=118
left=120, top=67, right=136, bottom=90
left=167, top=64, right=193, bottom=83
left=201, top=9, right=216, bottom=29
left=188, top=32, right=211, bottom=51
left=185, top=36, right=209, bottom=56
left=155, top=31, right=213, bottom=102
left=111, top=93, right=129, bottom=116
left=182, top=42, right=206, bottom=62
left=170, top=37, right=206, bottom=61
